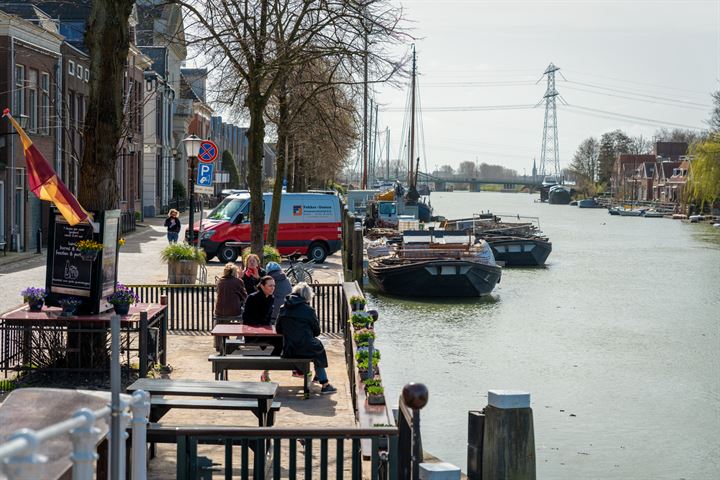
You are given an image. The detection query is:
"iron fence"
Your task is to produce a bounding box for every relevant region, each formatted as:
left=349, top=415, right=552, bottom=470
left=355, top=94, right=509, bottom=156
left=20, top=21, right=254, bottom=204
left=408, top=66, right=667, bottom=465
left=147, top=426, right=398, bottom=480
left=127, top=283, right=347, bottom=334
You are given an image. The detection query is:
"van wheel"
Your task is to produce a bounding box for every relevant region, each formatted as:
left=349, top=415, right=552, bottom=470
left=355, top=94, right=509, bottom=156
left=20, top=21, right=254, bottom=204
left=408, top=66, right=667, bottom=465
left=218, top=244, right=239, bottom=263
left=307, top=242, right=328, bottom=264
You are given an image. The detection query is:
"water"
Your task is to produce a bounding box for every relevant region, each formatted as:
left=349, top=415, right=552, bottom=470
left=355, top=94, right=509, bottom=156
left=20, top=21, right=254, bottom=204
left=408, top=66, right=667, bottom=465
left=369, top=192, right=720, bottom=479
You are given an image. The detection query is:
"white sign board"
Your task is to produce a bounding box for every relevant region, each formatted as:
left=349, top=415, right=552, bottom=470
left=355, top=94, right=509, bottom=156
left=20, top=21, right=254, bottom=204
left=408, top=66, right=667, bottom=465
left=215, top=172, right=230, bottom=183
left=195, top=185, right=214, bottom=195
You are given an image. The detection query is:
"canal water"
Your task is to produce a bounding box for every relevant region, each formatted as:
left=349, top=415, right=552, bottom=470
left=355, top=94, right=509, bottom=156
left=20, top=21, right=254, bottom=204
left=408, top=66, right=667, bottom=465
left=369, top=191, right=720, bottom=479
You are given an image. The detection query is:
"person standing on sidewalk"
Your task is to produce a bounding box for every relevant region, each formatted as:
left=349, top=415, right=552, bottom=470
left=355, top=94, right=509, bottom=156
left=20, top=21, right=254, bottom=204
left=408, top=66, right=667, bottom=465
left=164, top=209, right=181, bottom=244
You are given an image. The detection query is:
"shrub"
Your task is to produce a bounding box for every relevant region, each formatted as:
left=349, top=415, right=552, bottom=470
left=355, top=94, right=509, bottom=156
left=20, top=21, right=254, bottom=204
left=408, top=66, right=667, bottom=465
left=172, top=179, right=187, bottom=199
left=160, top=243, right=206, bottom=263
left=355, top=349, right=380, bottom=363
left=242, top=245, right=281, bottom=265
left=363, top=378, right=382, bottom=388
left=349, top=295, right=366, bottom=308
left=351, top=313, right=372, bottom=329
left=354, top=330, right=376, bottom=347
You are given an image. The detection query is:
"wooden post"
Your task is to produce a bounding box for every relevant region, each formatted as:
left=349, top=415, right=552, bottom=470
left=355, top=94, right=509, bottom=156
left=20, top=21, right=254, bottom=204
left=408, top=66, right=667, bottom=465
left=467, top=411, right=484, bottom=479
left=481, top=390, right=535, bottom=480
left=352, top=221, right=363, bottom=285
left=139, top=311, right=149, bottom=378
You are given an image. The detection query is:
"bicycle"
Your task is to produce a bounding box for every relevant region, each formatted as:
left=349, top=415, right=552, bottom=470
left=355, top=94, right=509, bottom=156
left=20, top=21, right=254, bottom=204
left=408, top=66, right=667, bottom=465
left=284, top=252, right=314, bottom=285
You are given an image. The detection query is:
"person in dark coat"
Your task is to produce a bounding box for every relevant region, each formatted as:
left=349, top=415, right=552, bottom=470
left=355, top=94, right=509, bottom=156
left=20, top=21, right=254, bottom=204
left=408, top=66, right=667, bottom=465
left=242, top=276, right=279, bottom=382
left=265, top=262, right=292, bottom=322
left=242, top=253, right=266, bottom=294
left=214, top=263, right=247, bottom=318
left=164, top=209, right=181, bottom=243
left=276, top=283, right=337, bottom=394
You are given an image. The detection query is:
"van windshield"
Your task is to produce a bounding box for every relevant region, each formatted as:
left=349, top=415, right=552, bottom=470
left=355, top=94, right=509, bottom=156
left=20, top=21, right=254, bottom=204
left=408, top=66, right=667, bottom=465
left=379, top=203, right=396, bottom=215
left=207, top=198, right=245, bottom=221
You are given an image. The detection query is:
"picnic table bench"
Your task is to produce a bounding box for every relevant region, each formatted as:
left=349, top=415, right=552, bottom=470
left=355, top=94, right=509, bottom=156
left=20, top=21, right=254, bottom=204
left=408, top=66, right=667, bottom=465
left=211, top=324, right=314, bottom=398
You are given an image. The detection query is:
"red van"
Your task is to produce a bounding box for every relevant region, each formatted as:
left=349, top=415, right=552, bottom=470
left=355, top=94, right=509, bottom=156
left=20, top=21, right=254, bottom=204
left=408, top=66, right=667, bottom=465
left=193, top=192, right=342, bottom=263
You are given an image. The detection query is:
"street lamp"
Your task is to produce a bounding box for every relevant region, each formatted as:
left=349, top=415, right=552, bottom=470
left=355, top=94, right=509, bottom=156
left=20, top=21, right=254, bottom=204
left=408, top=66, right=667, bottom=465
left=0, top=114, right=29, bottom=137
left=182, top=134, right=202, bottom=245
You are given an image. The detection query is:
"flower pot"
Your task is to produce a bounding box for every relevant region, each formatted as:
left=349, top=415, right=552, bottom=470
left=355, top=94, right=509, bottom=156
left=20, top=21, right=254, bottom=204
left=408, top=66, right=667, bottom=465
left=27, top=300, right=44, bottom=312
left=351, top=302, right=365, bottom=312
left=113, top=303, right=131, bottom=315
left=167, top=260, right=199, bottom=284
left=367, top=393, right=386, bottom=405
left=80, top=251, right=98, bottom=262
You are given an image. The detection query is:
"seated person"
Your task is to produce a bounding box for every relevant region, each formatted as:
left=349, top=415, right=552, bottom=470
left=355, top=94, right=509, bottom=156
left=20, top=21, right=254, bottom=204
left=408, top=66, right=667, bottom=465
left=214, top=263, right=247, bottom=351
left=242, top=276, right=281, bottom=381
left=265, top=262, right=292, bottom=323
left=276, top=283, right=337, bottom=394
left=242, top=253, right=266, bottom=295
left=215, top=263, right=247, bottom=319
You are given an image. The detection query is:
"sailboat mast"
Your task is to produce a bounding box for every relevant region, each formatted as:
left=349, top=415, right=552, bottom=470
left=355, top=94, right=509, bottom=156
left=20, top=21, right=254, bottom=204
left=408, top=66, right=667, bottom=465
left=362, top=27, right=369, bottom=189
left=386, top=127, right=390, bottom=180
left=408, top=45, right=416, bottom=188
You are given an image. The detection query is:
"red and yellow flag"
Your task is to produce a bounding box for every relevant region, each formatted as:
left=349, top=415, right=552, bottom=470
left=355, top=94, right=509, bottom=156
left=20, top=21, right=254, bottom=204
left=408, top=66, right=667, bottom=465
left=3, top=108, right=89, bottom=226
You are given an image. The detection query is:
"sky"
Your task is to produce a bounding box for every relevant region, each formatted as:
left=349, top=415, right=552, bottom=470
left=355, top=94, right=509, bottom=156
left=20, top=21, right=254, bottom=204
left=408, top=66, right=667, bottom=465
left=364, top=0, right=719, bottom=178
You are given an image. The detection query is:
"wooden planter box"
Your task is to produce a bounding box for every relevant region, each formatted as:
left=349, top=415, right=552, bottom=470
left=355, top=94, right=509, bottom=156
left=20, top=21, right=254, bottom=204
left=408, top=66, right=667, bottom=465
left=167, top=260, right=199, bottom=284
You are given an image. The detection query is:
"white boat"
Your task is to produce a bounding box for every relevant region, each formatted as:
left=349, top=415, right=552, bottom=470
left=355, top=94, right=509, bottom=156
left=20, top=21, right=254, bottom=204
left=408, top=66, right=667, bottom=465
left=643, top=210, right=664, bottom=218
left=618, top=209, right=643, bottom=217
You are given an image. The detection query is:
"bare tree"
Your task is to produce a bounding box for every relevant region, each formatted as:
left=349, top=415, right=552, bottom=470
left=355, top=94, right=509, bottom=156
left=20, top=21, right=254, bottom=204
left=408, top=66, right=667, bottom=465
left=569, top=137, right=599, bottom=193
left=174, top=0, right=407, bottom=257
left=78, top=0, right=135, bottom=210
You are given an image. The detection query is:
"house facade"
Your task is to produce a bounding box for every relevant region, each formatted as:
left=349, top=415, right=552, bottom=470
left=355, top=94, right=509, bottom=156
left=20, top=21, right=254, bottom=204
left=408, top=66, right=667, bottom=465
left=211, top=115, right=248, bottom=188
left=0, top=7, right=63, bottom=251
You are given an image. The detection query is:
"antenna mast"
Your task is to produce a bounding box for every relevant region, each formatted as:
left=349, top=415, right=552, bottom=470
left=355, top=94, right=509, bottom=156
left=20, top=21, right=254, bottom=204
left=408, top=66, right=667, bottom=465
left=539, top=63, right=561, bottom=180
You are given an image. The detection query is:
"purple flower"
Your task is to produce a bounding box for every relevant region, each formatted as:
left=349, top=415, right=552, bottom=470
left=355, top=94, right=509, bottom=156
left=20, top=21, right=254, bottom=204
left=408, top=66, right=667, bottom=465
left=21, top=287, right=46, bottom=302
left=107, top=283, right=140, bottom=305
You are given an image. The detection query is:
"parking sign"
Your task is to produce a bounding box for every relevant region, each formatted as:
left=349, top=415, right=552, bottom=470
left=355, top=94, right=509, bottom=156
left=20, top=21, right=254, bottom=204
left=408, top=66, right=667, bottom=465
left=196, top=163, right=214, bottom=186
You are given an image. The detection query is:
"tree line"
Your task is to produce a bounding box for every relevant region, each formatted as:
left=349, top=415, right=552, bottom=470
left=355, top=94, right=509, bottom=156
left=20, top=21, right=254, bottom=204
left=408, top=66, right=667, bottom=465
left=434, top=161, right=519, bottom=180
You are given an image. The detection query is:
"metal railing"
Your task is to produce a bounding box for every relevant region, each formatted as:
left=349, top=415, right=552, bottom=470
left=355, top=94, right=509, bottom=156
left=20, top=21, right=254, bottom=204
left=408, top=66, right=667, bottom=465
left=147, top=426, right=398, bottom=480
left=0, top=390, right=151, bottom=480
left=120, top=210, right=137, bottom=235
left=126, top=283, right=347, bottom=334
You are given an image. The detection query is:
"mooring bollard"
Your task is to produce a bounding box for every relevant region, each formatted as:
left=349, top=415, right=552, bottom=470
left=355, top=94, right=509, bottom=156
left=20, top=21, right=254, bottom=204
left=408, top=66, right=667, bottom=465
left=419, top=462, right=461, bottom=480
left=480, top=390, right=535, bottom=480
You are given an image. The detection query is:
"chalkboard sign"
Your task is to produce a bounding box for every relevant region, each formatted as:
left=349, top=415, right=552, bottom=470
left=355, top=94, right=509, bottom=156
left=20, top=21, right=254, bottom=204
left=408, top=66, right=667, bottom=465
left=101, top=217, right=119, bottom=297
left=50, top=219, right=94, bottom=296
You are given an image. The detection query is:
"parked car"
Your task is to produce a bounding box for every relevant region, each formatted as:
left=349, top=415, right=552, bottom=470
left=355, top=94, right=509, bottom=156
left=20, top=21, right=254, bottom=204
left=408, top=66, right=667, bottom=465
left=190, top=192, right=342, bottom=263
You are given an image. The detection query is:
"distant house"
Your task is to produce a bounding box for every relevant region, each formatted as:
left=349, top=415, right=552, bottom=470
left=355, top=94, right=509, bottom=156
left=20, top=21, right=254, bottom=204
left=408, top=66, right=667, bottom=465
left=634, top=162, right=656, bottom=201
left=612, top=154, right=656, bottom=200
left=652, top=161, right=681, bottom=203
left=654, top=141, right=688, bottom=161
left=664, top=159, right=690, bottom=204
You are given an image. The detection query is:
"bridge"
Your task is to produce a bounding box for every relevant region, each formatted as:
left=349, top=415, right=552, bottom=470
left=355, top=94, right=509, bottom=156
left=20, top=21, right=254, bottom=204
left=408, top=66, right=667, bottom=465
left=417, top=172, right=543, bottom=192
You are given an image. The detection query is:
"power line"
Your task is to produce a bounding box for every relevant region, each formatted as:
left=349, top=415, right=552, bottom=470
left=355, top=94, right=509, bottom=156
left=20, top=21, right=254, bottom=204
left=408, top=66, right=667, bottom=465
left=562, top=67, right=711, bottom=97
left=561, top=104, right=705, bottom=130
left=381, top=104, right=536, bottom=112
left=564, top=80, right=712, bottom=107
left=562, top=85, right=711, bottom=110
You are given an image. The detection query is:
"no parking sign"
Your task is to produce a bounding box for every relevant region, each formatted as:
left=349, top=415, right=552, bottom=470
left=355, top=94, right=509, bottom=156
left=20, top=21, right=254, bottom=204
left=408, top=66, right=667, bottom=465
left=198, top=140, right=218, bottom=164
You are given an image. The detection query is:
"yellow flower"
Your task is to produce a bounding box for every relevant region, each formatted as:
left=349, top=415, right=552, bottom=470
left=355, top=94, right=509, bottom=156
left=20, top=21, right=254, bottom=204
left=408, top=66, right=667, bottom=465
left=118, top=238, right=126, bottom=247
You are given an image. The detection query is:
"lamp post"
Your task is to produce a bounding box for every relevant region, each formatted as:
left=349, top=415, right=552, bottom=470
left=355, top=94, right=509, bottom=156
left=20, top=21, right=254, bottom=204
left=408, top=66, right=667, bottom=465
left=3, top=114, right=29, bottom=253
left=182, top=134, right=202, bottom=245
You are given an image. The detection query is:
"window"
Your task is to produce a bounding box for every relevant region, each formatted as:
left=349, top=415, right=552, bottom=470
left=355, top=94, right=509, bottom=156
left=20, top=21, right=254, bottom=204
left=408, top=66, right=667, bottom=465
left=68, top=60, right=75, bottom=76
left=14, top=65, right=24, bottom=115
left=40, top=73, right=50, bottom=135
left=84, top=69, right=89, bottom=82
left=76, top=65, right=83, bottom=79
left=27, top=69, right=37, bottom=133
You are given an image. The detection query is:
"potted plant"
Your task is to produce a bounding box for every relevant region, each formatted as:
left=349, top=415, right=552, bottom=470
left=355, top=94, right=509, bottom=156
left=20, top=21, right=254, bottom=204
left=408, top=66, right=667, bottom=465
left=161, top=243, right=206, bottom=284
left=242, top=245, right=281, bottom=265
left=106, top=283, right=140, bottom=315
left=366, top=385, right=386, bottom=405
left=349, top=295, right=366, bottom=311
left=354, top=329, right=376, bottom=348
left=76, top=239, right=103, bottom=261
left=21, top=287, right=46, bottom=312
left=350, top=313, right=373, bottom=330
left=58, top=297, right=83, bottom=316
left=363, top=377, right=382, bottom=391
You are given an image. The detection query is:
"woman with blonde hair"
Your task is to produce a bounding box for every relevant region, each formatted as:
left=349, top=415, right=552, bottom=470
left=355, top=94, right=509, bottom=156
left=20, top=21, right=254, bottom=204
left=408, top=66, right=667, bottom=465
left=276, top=283, right=337, bottom=394
left=242, top=253, right=266, bottom=294
left=164, top=209, right=181, bottom=243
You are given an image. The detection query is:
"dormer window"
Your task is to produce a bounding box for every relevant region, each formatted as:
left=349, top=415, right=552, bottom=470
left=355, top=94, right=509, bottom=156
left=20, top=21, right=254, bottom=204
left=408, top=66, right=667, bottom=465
left=76, top=66, right=83, bottom=79
left=68, top=60, right=75, bottom=76
left=84, top=69, right=89, bottom=82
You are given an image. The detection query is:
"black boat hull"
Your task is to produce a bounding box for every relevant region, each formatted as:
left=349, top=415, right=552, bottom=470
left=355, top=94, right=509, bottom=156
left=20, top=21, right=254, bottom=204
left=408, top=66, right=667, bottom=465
left=368, top=259, right=501, bottom=297
left=486, top=238, right=552, bottom=267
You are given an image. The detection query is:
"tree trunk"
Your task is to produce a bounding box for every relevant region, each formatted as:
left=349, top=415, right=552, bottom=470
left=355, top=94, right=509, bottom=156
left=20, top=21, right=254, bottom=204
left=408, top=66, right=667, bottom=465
left=286, top=136, right=295, bottom=192
left=246, top=87, right=267, bottom=258
left=78, top=0, right=134, bottom=210
left=267, top=87, right=289, bottom=247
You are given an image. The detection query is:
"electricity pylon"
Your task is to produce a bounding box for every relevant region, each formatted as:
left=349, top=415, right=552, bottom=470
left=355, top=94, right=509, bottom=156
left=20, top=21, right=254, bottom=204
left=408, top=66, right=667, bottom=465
left=539, top=63, right=561, bottom=180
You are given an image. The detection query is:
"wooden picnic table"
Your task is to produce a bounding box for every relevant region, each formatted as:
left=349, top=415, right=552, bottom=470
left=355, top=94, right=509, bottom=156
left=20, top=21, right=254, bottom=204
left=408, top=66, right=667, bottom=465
left=211, top=323, right=282, bottom=355
left=126, top=378, right=279, bottom=427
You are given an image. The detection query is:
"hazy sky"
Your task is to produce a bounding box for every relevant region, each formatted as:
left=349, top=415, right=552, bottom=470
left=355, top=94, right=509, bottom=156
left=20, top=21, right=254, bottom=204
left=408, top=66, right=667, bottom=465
left=367, top=0, right=719, bottom=177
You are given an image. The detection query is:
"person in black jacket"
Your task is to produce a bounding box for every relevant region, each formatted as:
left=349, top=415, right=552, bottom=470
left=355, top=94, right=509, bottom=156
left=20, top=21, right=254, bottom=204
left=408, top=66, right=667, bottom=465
left=242, top=253, right=266, bottom=294
left=276, top=283, right=337, bottom=394
left=242, top=276, right=279, bottom=382
left=164, top=209, right=181, bottom=243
